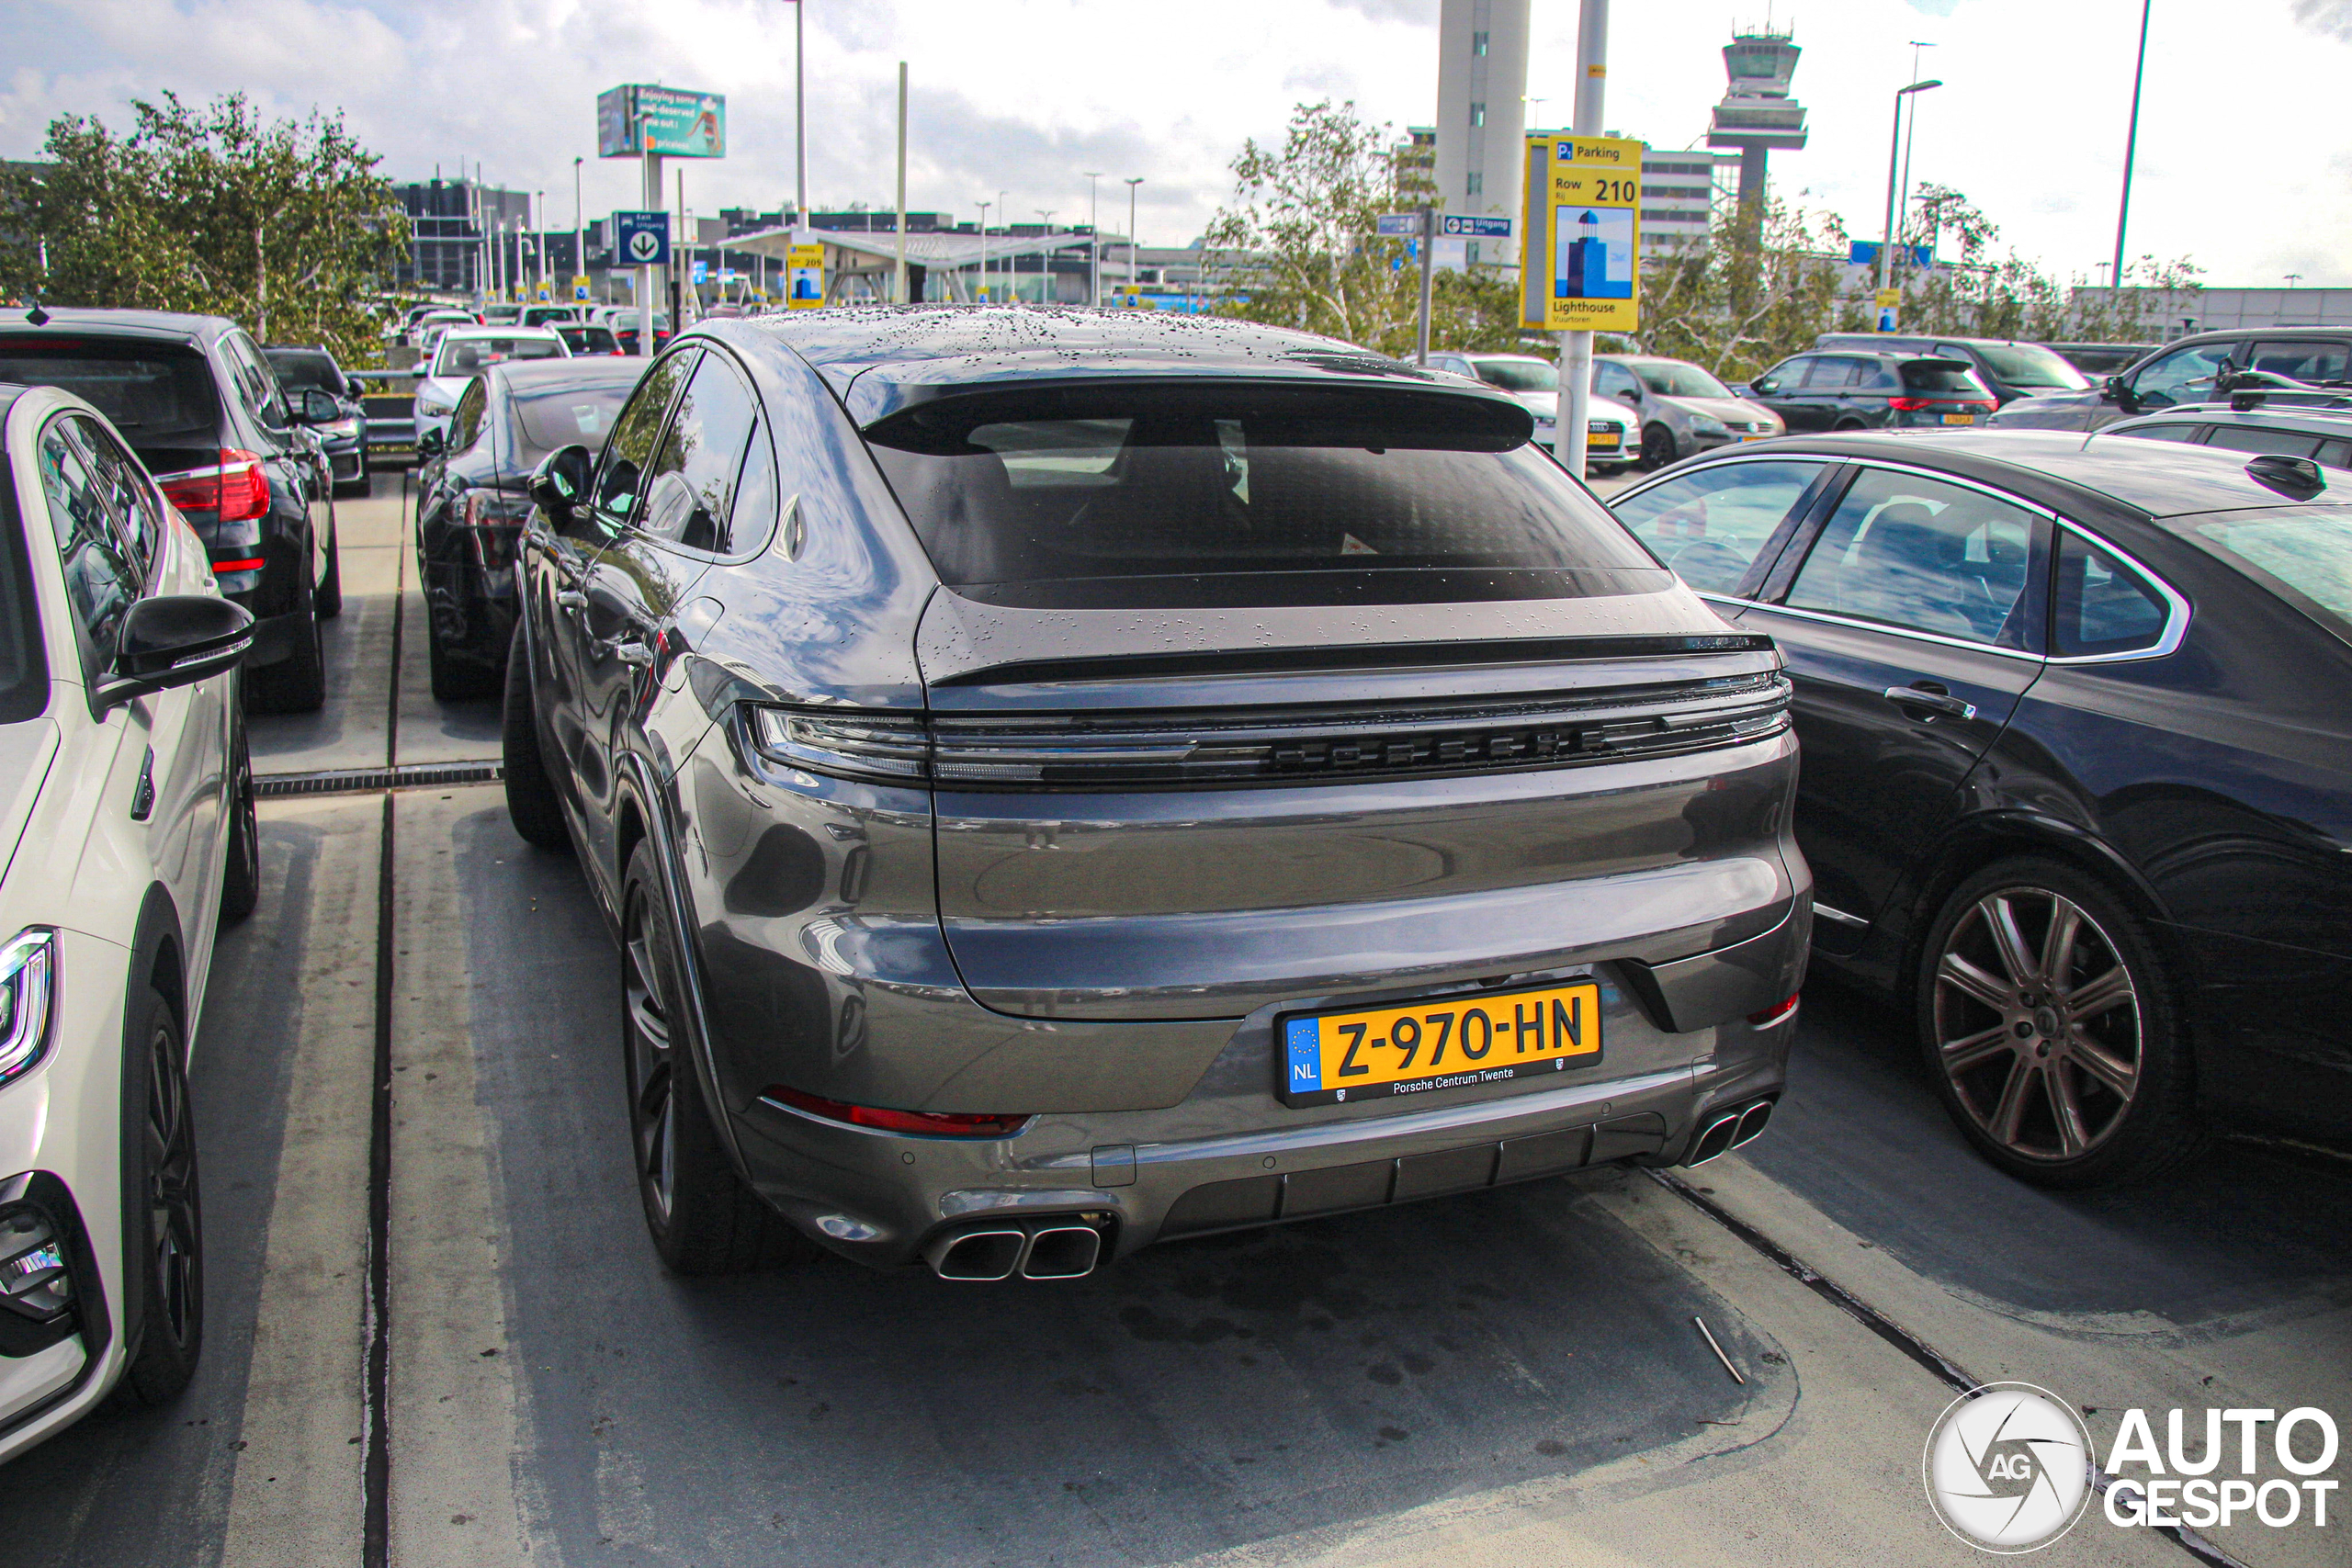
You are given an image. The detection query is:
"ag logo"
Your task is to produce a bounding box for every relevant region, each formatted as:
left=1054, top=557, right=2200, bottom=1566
left=1924, top=1382, right=2094, bottom=1553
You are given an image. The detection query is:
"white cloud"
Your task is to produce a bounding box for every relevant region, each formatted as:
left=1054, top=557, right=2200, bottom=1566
left=2, top=0, right=2347, bottom=286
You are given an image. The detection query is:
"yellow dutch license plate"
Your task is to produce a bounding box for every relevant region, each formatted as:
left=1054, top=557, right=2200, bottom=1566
left=1279, top=981, right=1601, bottom=1107
left=1589, top=432, right=1621, bottom=449
left=1942, top=412, right=1976, bottom=425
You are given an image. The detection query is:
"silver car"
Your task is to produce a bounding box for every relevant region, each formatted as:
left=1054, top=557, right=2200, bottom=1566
left=503, top=308, right=1811, bottom=1281
left=1594, top=355, right=1784, bottom=469
left=1427, top=352, right=1640, bottom=472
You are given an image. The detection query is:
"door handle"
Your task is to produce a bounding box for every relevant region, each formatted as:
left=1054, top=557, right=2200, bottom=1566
left=611, top=639, right=654, bottom=669
left=1883, top=685, right=1977, bottom=721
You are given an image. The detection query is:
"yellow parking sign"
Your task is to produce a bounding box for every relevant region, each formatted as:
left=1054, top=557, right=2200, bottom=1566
left=786, top=243, right=825, bottom=310
left=1521, top=133, right=1642, bottom=333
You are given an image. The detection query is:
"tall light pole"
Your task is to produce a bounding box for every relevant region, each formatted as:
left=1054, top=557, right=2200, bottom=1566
left=1897, top=42, right=1937, bottom=266
left=894, top=62, right=909, bottom=305
left=1035, top=211, right=1056, bottom=305
left=793, top=0, right=808, bottom=227
left=2111, top=0, right=2152, bottom=301
left=1123, top=176, right=1143, bottom=291
left=1559, top=0, right=1608, bottom=475
left=1879, top=79, right=1942, bottom=295
left=1083, top=171, right=1102, bottom=305
left=572, top=156, right=584, bottom=303
left=997, top=188, right=1009, bottom=302
left=975, top=199, right=991, bottom=303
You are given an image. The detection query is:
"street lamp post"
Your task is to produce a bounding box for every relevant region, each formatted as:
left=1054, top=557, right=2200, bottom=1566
left=1878, top=79, right=1942, bottom=296
left=1123, top=177, right=1144, bottom=292
left=1897, top=41, right=1936, bottom=265
left=996, top=188, right=1009, bottom=302
left=1035, top=211, right=1056, bottom=305
left=1083, top=171, right=1102, bottom=305
left=975, top=200, right=991, bottom=304
left=2111, top=0, right=2152, bottom=300
left=572, top=157, right=585, bottom=303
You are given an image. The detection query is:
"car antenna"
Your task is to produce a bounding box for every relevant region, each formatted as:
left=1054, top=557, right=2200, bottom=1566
left=24, top=301, right=49, bottom=328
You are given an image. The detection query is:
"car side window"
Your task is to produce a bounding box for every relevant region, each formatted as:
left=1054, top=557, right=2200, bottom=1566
left=1783, top=467, right=2047, bottom=645
left=632, top=351, right=760, bottom=553
left=2248, top=341, right=2351, bottom=385
left=728, top=416, right=782, bottom=558
left=1812, top=356, right=1869, bottom=389
left=2053, top=532, right=2170, bottom=657
left=448, top=380, right=490, bottom=454
left=76, top=420, right=164, bottom=575
left=223, top=334, right=289, bottom=429
left=2129, top=343, right=2232, bottom=409
left=2318, top=438, right=2352, bottom=470
left=591, top=349, right=697, bottom=534
left=1611, top=461, right=1824, bottom=596
left=2199, top=424, right=2323, bottom=459
left=1596, top=362, right=1642, bottom=401
left=2109, top=423, right=2199, bottom=443
left=37, top=418, right=141, bottom=686
left=1749, top=359, right=1803, bottom=396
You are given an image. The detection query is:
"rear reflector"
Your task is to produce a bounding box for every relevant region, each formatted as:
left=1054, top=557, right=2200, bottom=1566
left=1747, top=993, right=1801, bottom=1027
left=761, top=1085, right=1031, bottom=1139
left=210, top=556, right=266, bottom=574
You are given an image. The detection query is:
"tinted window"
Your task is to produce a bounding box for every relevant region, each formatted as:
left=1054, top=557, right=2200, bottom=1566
left=435, top=336, right=566, bottom=376
left=39, top=417, right=140, bottom=684
left=865, top=385, right=1657, bottom=596
left=78, top=422, right=164, bottom=572
left=1750, top=359, right=1804, bottom=395
left=635, top=352, right=760, bottom=552
left=447, top=380, right=489, bottom=454
left=264, top=350, right=344, bottom=398
left=556, top=325, right=620, bottom=355
left=2248, top=341, right=2352, bottom=385
left=591, top=350, right=695, bottom=531
left=2131, top=343, right=2232, bottom=409
left=1470, top=359, right=1557, bottom=393
left=1611, top=461, right=1822, bottom=595
left=1595, top=362, right=1642, bottom=400
left=2053, top=534, right=2169, bottom=657
left=0, top=340, right=220, bottom=445
left=222, top=334, right=288, bottom=428
left=1632, top=361, right=1733, bottom=399
left=1902, top=361, right=1988, bottom=393
left=1808, top=357, right=1867, bottom=389
left=2319, top=439, right=2352, bottom=470
left=1785, top=468, right=2044, bottom=644
left=1968, top=342, right=2090, bottom=390
left=2109, top=423, right=2199, bottom=443
left=2200, top=424, right=2324, bottom=458
left=728, top=419, right=781, bottom=558
left=511, top=378, right=639, bottom=466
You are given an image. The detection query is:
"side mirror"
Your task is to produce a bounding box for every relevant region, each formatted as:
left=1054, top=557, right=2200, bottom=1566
left=528, top=444, right=596, bottom=529
left=97, top=595, right=254, bottom=709
left=2103, top=375, right=2136, bottom=410
left=415, top=425, right=445, bottom=458
left=290, top=389, right=341, bottom=424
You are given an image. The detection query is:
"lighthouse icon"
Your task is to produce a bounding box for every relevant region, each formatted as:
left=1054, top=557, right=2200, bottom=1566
left=1564, top=209, right=1609, bottom=299
left=1555, top=204, right=1634, bottom=300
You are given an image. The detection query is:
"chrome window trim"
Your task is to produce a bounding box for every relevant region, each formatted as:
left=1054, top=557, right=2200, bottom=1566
left=2043, top=516, right=2193, bottom=665
left=1811, top=900, right=1868, bottom=930
left=1739, top=599, right=2047, bottom=663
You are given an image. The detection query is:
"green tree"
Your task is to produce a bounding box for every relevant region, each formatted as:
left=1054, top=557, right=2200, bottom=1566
left=1889, top=183, right=2200, bottom=344
left=1636, top=197, right=1851, bottom=384
left=1204, top=99, right=1529, bottom=357
left=0, top=92, right=408, bottom=362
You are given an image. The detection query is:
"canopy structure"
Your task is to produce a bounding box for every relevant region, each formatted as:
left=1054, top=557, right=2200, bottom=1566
left=726, top=225, right=1124, bottom=304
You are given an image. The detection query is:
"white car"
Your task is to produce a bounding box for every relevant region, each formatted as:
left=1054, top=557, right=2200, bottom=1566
left=0, top=384, right=257, bottom=1461
left=413, top=328, right=571, bottom=445
left=1426, top=351, right=1642, bottom=474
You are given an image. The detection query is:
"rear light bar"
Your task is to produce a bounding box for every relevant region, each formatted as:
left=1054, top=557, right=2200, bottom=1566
left=210, top=556, right=266, bottom=574
left=748, top=672, right=1794, bottom=791
left=156, top=449, right=269, bottom=523
left=1888, top=396, right=1996, bottom=412
left=761, top=1085, right=1031, bottom=1139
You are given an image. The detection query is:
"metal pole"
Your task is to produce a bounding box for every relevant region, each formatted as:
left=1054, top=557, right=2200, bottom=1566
left=572, top=157, right=584, bottom=304
left=2111, top=0, right=2151, bottom=300
left=1084, top=172, right=1102, bottom=305
left=1879, top=92, right=1905, bottom=294
left=894, top=62, right=909, bottom=305
left=1125, top=177, right=1143, bottom=290
left=1415, top=206, right=1435, bottom=366
left=997, top=188, right=1008, bottom=301
left=676, top=167, right=690, bottom=325
left=795, top=0, right=808, bottom=228
left=1559, top=0, right=1607, bottom=476
left=1897, top=41, right=1935, bottom=275
left=639, top=137, right=661, bottom=356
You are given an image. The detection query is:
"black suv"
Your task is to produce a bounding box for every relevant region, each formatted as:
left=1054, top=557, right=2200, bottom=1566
left=1741, top=350, right=1997, bottom=434
left=0, top=309, right=343, bottom=710
left=1812, top=333, right=2095, bottom=406
left=1993, top=328, right=2352, bottom=433
left=264, top=344, right=370, bottom=497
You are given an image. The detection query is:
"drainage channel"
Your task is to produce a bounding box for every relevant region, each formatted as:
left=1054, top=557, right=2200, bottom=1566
left=1646, top=1168, right=2252, bottom=1568
left=256, top=760, right=502, bottom=798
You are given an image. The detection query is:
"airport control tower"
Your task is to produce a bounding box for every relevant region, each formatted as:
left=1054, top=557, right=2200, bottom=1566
left=1706, top=24, right=1808, bottom=222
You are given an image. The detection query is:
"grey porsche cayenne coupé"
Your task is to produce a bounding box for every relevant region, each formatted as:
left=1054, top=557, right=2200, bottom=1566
left=503, top=308, right=1810, bottom=1280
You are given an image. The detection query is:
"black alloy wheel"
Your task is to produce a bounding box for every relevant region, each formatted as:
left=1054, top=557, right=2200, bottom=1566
left=1917, top=857, right=2202, bottom=1189
left=220, top=692, right=259, bottom=921
left=117, top=985, right=204, bottom=1405
left=500, top=626, right=570, bottom=851
left=1641, top=424, right=1679, bottom=470
left=618, top=842, right=814, bottom=1275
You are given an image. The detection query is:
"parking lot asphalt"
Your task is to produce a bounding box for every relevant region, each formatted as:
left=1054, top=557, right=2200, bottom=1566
left=3, top=472, right=2345, bottom=1567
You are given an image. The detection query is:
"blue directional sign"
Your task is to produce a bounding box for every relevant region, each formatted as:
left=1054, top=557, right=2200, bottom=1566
left=614, top=210, right=671, bottom=268
left=1375, top=212, right=1424, bottom=237
left=1442, top=215, right=1513, bottom=238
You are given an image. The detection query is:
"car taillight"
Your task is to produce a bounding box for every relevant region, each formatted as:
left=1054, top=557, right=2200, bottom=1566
left=1747, top=993, right=1801, bottom=1027
left=156, top=449, right=269, bottom=522
left=752, top=706, right=932, bottom=783
left=461, top=491, right=531, bottom=570
left=1887, top=397, right=1933, bottom=412
left=761, top=1085, right=1031, bottom=1139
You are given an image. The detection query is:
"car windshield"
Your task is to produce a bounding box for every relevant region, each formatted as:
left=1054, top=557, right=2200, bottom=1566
left=1903, top=361, right=1993, bottom=394
left=557, top=325, right=618, bottom=355
left=436, top=336, right=564, bottom=375
left=0, top=339, right=220, bottom=441
left=264, top=350, right=342, bottom=397
left=1470, top=359, right=1558, bottom=393
left=1632, top=362, right=1733, bottom=399
left=511, top=378, right=639, bottom=464
left=1973, top=343, right=2091, bottom=390
left=2177, top=507, right=2352, bottom=640
left=865, top=383, right=1659, bottom=605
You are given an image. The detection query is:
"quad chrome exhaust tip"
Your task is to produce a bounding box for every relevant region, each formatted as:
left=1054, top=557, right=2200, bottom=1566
left=922, top=1219, right=1106, bottom=1281
left=1685, top=1098, right=1775, bottom=1168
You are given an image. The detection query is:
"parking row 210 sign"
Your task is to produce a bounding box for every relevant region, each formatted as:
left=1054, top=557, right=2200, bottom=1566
left=1521, top=133, right=1641, bottom=333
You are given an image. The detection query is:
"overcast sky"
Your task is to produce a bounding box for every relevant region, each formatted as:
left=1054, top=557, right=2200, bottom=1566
left=6, top=0, right=2350, bottom=287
